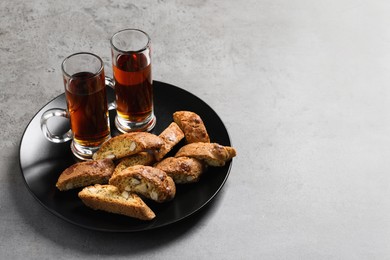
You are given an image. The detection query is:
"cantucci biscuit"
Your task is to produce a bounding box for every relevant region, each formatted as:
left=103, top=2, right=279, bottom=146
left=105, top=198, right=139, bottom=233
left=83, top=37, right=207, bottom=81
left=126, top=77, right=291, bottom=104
left=93, top=132, right=164, bottom=160
left=109, top=165, right=176, bottom=203
left=173, top=111, right=210, bottom=143
left=78, top=184, right=155, bottom=220
left=175, top=142, right=236, bottom=167
left=113, top=152, right=155, bottom=176
left=155, top=122, right=184, bottom=161
left=56, top=159, right=115, bottom=191
left=154, top=157, right=205, bottom=184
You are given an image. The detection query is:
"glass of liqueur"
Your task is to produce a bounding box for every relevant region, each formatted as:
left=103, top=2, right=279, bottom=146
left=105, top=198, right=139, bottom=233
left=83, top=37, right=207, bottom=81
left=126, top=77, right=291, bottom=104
left=41, top=52, right=111, bottom=160
left=110, top=29, right=156, bottom=133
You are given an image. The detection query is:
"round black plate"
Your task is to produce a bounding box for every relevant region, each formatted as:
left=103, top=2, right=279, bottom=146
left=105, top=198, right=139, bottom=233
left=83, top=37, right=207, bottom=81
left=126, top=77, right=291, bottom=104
left=19, top=81, right=232, bottom=232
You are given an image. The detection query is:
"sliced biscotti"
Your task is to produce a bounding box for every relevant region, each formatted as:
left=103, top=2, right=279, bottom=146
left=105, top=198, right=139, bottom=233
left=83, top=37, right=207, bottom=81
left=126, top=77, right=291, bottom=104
left=155, top=122, right=184, bottom=161
left=113, top=152, right=155, bottom=177
left=93, top=132, right=164, bottom=160
left=173, top=111, right=210, bottom=143
left=78, top=184, right=156, bottom=220
left=175, top=142, right=236, bottom=167
left=56, top=159, right=115, bottom=191
left=154, top=157, right=206, bottom=184
left=109, top=165, right=176, bottom=203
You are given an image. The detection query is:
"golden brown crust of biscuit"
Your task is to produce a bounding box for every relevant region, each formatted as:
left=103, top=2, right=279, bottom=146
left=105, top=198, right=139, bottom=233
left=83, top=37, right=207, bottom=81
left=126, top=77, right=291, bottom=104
left=56, top=159, right=115, bottom=191
left=175, top=142, right=236, bottom=167
left=155, top=122, right=185, bottom=161
left=78, top=184, right=155, bottom=220
left=154, top=157, right=206, bottom=183
left=173, top=111, right=210, bottom=143
left=93, top=132, right=164, bottom=160
left=113, top=152, right=155, bottom=177
left=109, top=165, right=176, bottom=203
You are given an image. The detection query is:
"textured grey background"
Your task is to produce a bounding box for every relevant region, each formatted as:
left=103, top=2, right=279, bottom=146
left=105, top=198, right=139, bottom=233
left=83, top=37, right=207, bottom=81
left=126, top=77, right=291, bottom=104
left=1, top=0, right=390, bottom=259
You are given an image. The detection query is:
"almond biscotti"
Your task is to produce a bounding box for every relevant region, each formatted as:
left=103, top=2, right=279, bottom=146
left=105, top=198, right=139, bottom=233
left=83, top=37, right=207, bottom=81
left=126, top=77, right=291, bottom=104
left=56, top=159, right=115, bottom=191
left=109, top=165, right=176, bottom=203
left=175, top=142, right=236, bottom=167
left=93, top=132, right=164, bottom=160
left=155, top=122, right=184, bottom=161
left=154, top=157, right=205, bottom=184
left=78, top=184, right=156, bottom=220
left=173, top=111, right=210, bottom=143
left=113, top=152, right=155, bottom=177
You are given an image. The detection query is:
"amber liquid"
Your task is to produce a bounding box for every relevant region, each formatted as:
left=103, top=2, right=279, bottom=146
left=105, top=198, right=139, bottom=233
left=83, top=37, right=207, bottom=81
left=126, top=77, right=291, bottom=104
left=65, top=72, right=110, bottom=147
left=113, top=53, right=153, bottom=122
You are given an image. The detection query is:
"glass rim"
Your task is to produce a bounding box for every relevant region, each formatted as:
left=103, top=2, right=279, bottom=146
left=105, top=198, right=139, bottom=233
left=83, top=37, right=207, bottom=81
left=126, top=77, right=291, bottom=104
left=110, top=28, right=151, bottom=54
left=61, top=52, right=104, bottom=79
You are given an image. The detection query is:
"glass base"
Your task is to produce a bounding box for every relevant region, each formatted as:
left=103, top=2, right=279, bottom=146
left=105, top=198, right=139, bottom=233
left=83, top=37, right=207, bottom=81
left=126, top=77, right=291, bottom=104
left=70, top=137, right=109, bottom=160
left=115, top=113, right=156, bottom=133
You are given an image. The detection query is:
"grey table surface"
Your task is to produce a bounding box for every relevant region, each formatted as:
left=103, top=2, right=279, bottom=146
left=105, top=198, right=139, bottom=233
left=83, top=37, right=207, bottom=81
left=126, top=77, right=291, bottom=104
left=1, top=0, right=390, bottom=259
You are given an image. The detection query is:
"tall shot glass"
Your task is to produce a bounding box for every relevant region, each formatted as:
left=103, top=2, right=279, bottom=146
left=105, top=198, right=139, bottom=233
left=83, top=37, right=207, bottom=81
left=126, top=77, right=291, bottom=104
left=40, top=52, right=111, bottom=160
left=110, top=28, right=156, bottom=133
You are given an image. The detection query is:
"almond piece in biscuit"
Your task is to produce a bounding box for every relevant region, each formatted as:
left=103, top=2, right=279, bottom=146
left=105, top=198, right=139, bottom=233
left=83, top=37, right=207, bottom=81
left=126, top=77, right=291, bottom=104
left=154, top=157, right=206, bottom=184
left=109, top=165, right=176, bottom=203
left=113, top=152, right=155, bottom=177
left=93, top=132, right=164, bottom=160
left=78, top=184, right=156, bottom=220
left=175, top=142, right=236, bottom=167
left=56, top=159, right=115, bottom=191
left=173, top=111, right=210, bottom=143
left=155, top=122, right=184, bottom=161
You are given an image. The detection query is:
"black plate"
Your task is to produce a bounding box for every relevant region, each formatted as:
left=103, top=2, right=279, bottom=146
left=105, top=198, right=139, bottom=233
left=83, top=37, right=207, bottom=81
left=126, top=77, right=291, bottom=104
left=19, top=81, right=232, bottom=232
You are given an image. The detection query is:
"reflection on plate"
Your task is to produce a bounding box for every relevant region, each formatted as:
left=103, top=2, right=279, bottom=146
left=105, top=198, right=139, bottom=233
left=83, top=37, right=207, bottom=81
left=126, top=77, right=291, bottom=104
left=19, top=81, right=232, bottom=232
